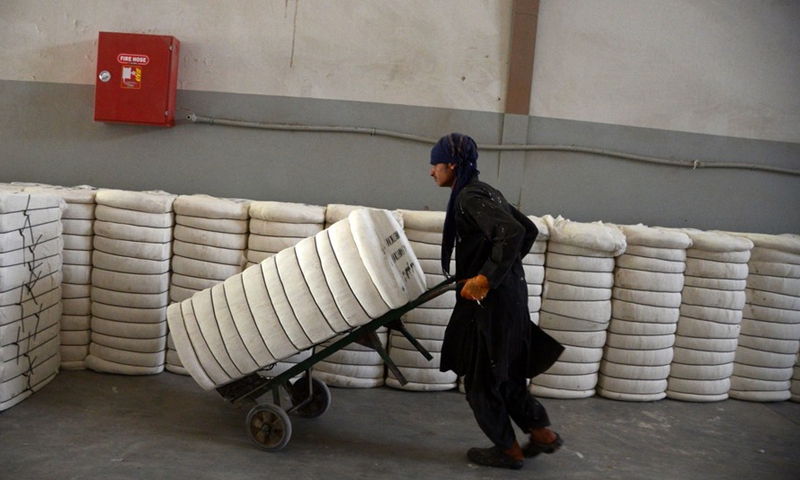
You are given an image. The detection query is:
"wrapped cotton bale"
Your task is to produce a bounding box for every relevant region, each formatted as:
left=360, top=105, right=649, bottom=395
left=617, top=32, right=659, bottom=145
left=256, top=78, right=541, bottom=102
left=168, top=208, right=427, bottom=391
left=1, top=192, right=64, bottom=411
left=85, top=189, right=176, bottom=376
left=597, top=225, right=691, bottom=402
left=310, top=205, right=404, bottom=388
left=383, top=209, right=456, bottom=392
left=530, top=216, right=626, bottom=399
left=164, top=195, right=252, bottom=375
left=665, top=230, right=753, bottom=402
left=24, top=185, right=97, bottom=370
left=720, top=232, right=800, bottom=402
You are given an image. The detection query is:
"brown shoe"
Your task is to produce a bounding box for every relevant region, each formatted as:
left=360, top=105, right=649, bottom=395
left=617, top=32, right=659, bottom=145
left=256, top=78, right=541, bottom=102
left=522, top=432, right=563, bottom=458
left=467, top=446, right=524, bottom=470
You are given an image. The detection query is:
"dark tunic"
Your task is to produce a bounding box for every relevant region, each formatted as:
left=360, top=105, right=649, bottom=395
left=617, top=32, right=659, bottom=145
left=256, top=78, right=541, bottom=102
left=439, top=179, right=563, bottom=385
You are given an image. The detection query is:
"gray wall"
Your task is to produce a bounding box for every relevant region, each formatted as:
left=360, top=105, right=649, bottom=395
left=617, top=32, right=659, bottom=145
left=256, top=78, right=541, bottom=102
left=2, top=79, right=798, bottom=234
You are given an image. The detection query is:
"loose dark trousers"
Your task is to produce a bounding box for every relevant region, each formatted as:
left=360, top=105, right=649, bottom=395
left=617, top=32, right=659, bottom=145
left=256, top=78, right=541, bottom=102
left=462, top=336, right=551, bottom=450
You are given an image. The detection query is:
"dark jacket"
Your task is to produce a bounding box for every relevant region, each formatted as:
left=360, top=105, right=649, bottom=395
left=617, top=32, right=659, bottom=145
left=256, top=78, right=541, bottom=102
left=439, top=179, right=563, bottom=382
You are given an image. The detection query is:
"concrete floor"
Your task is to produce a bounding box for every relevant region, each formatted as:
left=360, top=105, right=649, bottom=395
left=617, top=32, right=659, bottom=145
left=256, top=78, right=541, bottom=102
left=1, top=370, right=799, bottom=480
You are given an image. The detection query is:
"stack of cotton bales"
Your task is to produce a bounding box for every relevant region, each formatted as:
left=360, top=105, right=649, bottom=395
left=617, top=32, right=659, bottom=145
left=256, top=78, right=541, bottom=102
left=530, top=216, right=626, bottom=399
left=170, top=195, right=250, bottom=302
left=24, top=185, right=97, bottom=370
left=244, top=201, right=326, bottom=378
left=384, top=209, right=456, bottom=392
left=525, top=216, right=549, bottom=326
left=311, top=205, right=401, bottom=388
left=166, top=195, right=250, bottom=374
left=167, top=208, right=427, bottom=391
left=85, top=189, right=176, bottom=375
left=665, top=230, right=753, bottom=402
left=597, top=225, right=691, bottom=401
left=1, top=191, right=63, bottom=411
left=725, top=233, right=800, bottom=402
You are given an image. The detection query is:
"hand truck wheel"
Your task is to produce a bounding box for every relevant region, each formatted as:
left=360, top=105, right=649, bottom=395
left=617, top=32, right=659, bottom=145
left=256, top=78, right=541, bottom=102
left=290, top=376, right=331, bottom=418
left=245, top=403, right=292, bottom=451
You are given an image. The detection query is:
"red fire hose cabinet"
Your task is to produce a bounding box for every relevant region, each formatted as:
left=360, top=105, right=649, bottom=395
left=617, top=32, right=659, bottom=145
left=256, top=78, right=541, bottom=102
left=94, top=31, right=180, bottom=127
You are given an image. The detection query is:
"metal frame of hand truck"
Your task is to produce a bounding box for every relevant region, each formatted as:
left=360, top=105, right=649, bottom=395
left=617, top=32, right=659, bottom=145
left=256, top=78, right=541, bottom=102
left=214, top=278, right=457, bottom=451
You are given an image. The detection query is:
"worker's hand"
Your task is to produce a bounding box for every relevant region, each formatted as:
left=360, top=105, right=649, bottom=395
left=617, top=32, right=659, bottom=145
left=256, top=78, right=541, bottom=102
left=460, top=274, right=490, bottom=302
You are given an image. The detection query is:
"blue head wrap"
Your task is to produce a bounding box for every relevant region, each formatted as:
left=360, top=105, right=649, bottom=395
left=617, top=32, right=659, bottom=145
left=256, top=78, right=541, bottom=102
left=429, top=133, right=480, bottom=274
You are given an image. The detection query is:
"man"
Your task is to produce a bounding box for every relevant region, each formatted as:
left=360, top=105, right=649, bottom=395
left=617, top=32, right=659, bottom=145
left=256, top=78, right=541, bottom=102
left=429, top=133, right=565, bottom=470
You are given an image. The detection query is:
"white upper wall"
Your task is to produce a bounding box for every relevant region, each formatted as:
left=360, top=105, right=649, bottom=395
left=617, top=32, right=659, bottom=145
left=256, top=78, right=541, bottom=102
left=0, top=0, right=512, bottom=112
left=532, top=0, right=800, bottom=143
left=1, top=0, right=798, bottom=143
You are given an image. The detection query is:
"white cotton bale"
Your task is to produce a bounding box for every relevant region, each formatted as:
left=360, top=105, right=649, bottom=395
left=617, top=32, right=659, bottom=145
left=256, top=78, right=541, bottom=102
left=597, top=375, right=667, bottom=395
left=680, top=304, right=743, bottom=325
left=528, top=384, right=595, bottom=399
left=615, top=255, right=686, bottom=274
left=94, top=205, right=173, bottom=228
left=599, top=360, right=671, bottom=380
left=745, top=288, right=800, bottom=310
left=684, top=260, right=750, bottom=281
left=605, top=332, right=675, bottom=351
left=611, top=300, right=680, bottom=324
left=173, top=225, right=247, bottom=250
left=176, top=215, right=248, bottom=234
left=747, top=261, right=800, bottom=278
left=93, top=220, right=172, bottom=244
left=543, top=215, right=627, bottom=256
left=250, top=200, right=326, bottom=225
left=543, top=282, right=611, bottom=302
left=683, top=276, right=748, bottom=291
left=406, top=230, right=444, bottom=247
left=672, top=335, right=739, bottom=352
left=737, top=334, right=799, bottom=355
left=607, top=319, right=677, bottom=336
left=541, top=298, right=612, bottom=323
left=545, top=269, right=614, bottom=289
left=171, top=255, right=242, bottom=281
left=614, top=269, right=685, bottom=293
left=668, top=362, right=734, bottom=381
left=94, top=189, right=176, bottom=214
left=168, top=208, right=426, bottom=390
left=248, top=219, right=321, bottom=238
left=672, top=347, right=736, bottom=366
left=602, top=346, right=674, bottom=367
left=681, top=287, right=747, bottom=310
left=727, top=389, right=792, bottom=402
left=398, top=209, right=445, bottom=233
left=623, top=245, right=687, bottom=262
left=173, top=194, right=250, bottom=219
left=742, top=304, right=800, bottom=325
left=546, top=330, right=607, bottom=349
left=172, top=240, right=245, bottom=266
left=539, top=311, right=610, bottom=332
left=545, top=252, right=616, bottom=272
left=677, top=317, right=740, bottom=339
left=619, top=224, right=691, bottom=250
left=171, top=273, right=226, bottom=292
left=612, top=288, right=683, bottom=308
left=733, top=362, right=794, bottom=382
left=675, top=229, right=754, bottom=254
left=545, top=360, right=600, bottom=376
left=531, top=372, right=599, bottom=391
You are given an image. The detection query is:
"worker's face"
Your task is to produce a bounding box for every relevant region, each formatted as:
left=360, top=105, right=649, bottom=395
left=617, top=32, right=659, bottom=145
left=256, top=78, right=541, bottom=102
left=430, top=162, right=456, bottom=188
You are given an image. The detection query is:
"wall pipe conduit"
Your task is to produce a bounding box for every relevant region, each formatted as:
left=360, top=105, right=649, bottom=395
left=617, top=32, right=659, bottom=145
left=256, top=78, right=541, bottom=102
left=187, top=114, right=800, bottom=178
